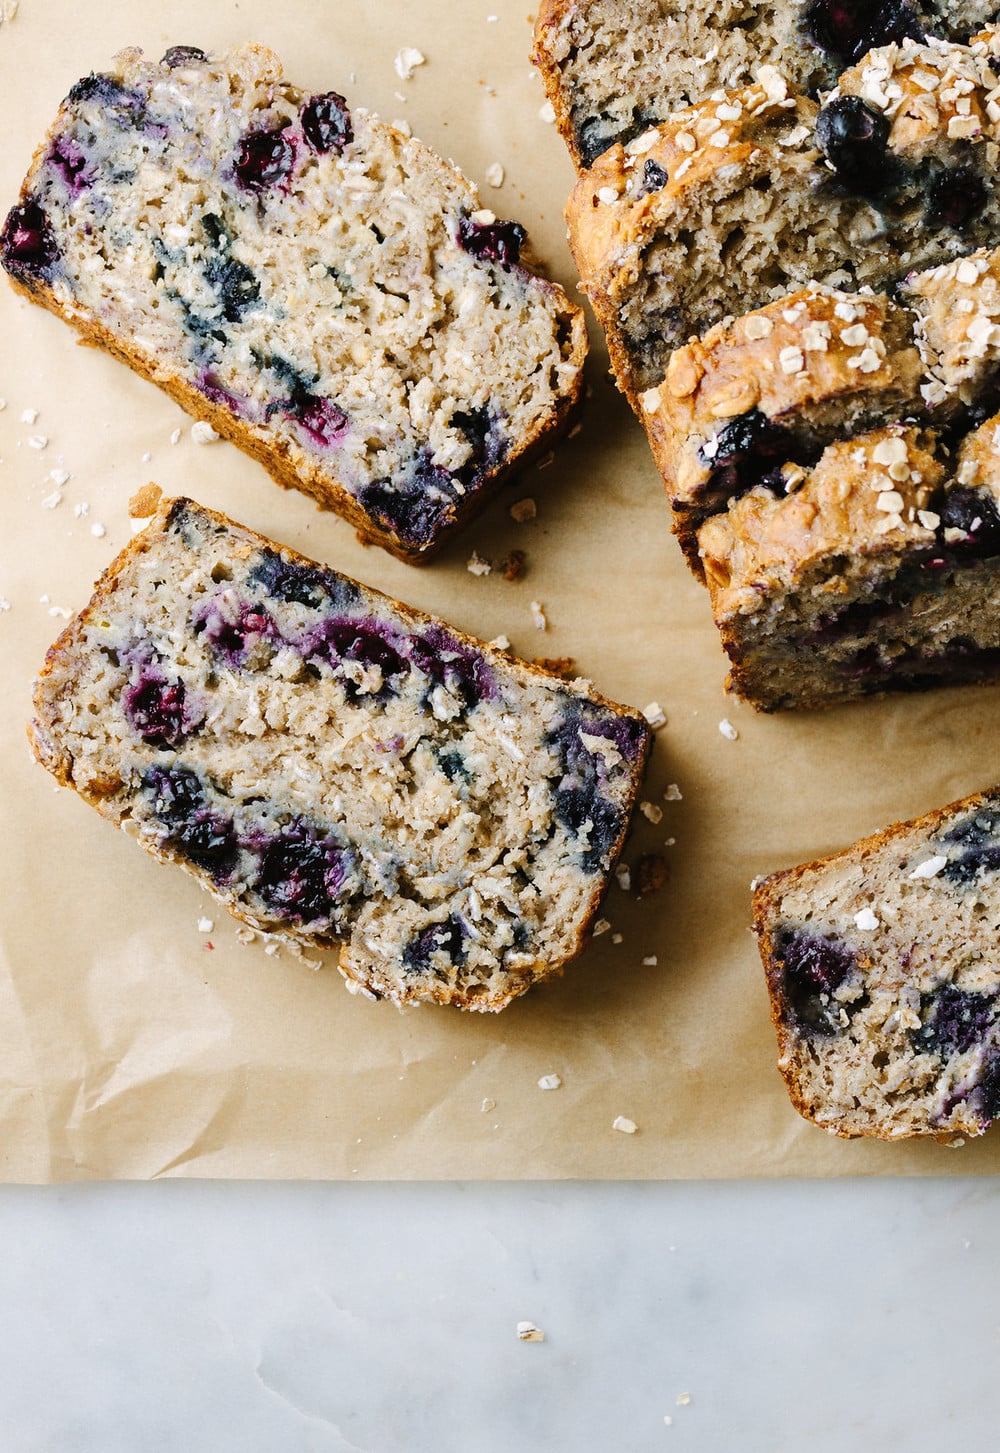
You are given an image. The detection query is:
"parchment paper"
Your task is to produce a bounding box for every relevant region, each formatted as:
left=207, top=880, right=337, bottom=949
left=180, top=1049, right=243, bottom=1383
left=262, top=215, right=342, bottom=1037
left=3, top=0, right=1000, bottom=1180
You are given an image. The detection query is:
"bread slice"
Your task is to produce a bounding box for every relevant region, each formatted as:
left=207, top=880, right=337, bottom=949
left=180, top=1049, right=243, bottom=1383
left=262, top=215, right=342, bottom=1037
left=1, top=44, right=586, bottom=563
left=754, top=785, right=1000, bottom=1140
left=29, top=497, right=652, bottom=1011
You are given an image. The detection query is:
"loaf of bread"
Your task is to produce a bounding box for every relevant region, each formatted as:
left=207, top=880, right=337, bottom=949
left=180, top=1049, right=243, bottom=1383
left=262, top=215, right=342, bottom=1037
left=1, top=44, right=587, bottom=563
left=533, top=0, right=1000, bottom=169
left=29, top=497, right=652, bottom=1010
left=754, top=786, right=1000, bottom=1140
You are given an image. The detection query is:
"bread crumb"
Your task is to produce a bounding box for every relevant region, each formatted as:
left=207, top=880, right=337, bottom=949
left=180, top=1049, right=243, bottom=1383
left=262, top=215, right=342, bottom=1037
left=41, top=490, right=62, bottom=509
left=615, top=863, right=631, bottom=892
left=235, top=926, right=257, bottom=945
left=537, top=1074, right=561, bottom=1090
left=530, top=600, right=547, bottom=630
left=612, top=1115, right=637, bottom=1134
left=517, top=1321, right=545, bottom=1342
left=719, top=718, right=739, bottom=740
left=394, top=47, right=426, bottom=80
left=466, top=550, right=492, bottom=576
left=500, top=549, right=526, bottom=581
left=635, top=854, right=669, bottom=896
left=28, top=435, right=48, bottom=451
left=90, top=522, right=106, bottom=538
left=592, top=918, right=611, bottom=936
left=128, top=482, right=163, bottom=518
left=664, top=783, right=682, bottom=801
left=485, top=162, right=505, bottom=187
left=640, top=800, right=663, bottom=824
left=169, top=427, right=182, bottom=445
left=49, top=468, right=70, bottom=486
left=642, top=701, right=667, bottom=728
left=611, top=933, right=623, bottom=944
left=481, top=1097, right=496, bottom=1113
left=20, top=408, right=38, bottom=425
left=642, top=955, right=658, bottom=966
left=676, top=1393, right=692, bottom=1407
left=509, top=497, right=537, bottom=523
left=197, top=917, right=215, bottom=933
left=489, top=634, right=511, bottom=650
left=191, top=421, right=220, bottom=444
left=538, top=100, right=556, bottom=123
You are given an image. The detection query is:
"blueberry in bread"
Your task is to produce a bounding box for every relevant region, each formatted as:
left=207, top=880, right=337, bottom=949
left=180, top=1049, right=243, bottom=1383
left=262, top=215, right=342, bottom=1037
left=29, top=498, right=652, bottom=1011
left=1, top=44, right=586, bottom=563
left=533, top=0, right=1000, bottom=169
left=754, top=785, right=1000, bottom=1139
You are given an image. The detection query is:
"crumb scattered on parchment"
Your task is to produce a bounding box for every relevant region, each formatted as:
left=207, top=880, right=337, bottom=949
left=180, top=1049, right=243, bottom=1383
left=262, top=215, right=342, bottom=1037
left=635, top=853, right=669, bottom=897
left=719, top=718, right=739, bottom=740
left=197, top=917, right=215, bottom=934
left=530, top=600, right=547, bottom=631
left=40, top=490, right=61, bottom=510
left=592, top=918, right=611, bottom=937
left=615, top=863, right=631, bottom=892
left=611, top=932, right=623, bottom=945
left=639, top=800, right=663, bottom=824
left=394, top=47, right=426, bottom=80
left=643, top=701, right=667, bottom=729
left=642, top=955, right=658, bottom=967
left=485, top=162, right=505, bottom=187
left=90, top=522, right=106, bottom=538
left=612, top=1115, right=638, bottom=1135
left=664, top=783, right=682, bottom=802
left=235, top=926, right=256, bottom=945
left=191, top=421, right=219, bottom=444
left=129, top=482, right=162, bottom=518
left=169, top=427, right=181, bottom=445
left=533, top=656, right=575, bottom=679
left=481, top=1097, right=496, bottom=1113
left=500, top=549, right=525, bottom=581
left=537, top=1074, right=561, bottom=1091
left=50, top=467, right=70, bottom=487
left=20, top=407, right=38, bottom=425
left=509, top=497, right=536, bottom=523
left=0, top=599, right=10, bottom=613
left=466, top=550, right=492, bottom=577
left=538, top=100, right=556, bottom=123
left=517, top=1322, right=545, bottom=1342
left=676, top=1394, right=692, bottom=1407
left=489, top=634, right=511, bottom=651
left=28, top=435, right=48, bottom=451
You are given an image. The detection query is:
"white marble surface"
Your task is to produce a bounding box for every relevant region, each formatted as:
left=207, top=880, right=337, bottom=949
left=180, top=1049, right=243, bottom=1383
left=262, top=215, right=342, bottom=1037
left=0, top=1178, right=997, bottom=1450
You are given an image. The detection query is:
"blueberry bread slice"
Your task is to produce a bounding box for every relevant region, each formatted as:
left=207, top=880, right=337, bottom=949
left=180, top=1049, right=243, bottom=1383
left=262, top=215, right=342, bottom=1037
left=699, top=419, right=1000, bottom=709
left=29, top=498, right=651, bottom=1011
left=532, top=0, right=998, bottom=169
left=754, top=786, right=1000, bottom=1140
left=566, top=34, right=1000, bottom=398
left=1, top=44, right=586, bottom=563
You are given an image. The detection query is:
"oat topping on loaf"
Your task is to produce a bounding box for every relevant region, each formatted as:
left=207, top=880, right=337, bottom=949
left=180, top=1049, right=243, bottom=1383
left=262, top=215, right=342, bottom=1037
left=755, top=786, right=1000, bottom=1139
left=1, top=45, right=586, bottom=562
left=29, top=498, right=652, bottom=1011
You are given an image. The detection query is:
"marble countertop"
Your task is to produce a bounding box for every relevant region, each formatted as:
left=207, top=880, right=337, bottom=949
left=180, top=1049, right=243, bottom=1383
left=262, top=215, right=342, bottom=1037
left=1, top=1177, right=996, bottom=1450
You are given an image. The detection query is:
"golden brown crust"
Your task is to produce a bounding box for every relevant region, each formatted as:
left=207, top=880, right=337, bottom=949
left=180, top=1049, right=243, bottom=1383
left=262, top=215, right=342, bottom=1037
left=531, top=0, right=590, bottom=170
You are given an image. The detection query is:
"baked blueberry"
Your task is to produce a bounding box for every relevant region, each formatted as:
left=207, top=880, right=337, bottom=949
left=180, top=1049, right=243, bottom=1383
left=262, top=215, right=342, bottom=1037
left=914, top=984, right=997, bottom=1057
left=123, top=669, right=203, bottom=748
left=301, top=92, right=353, bottom=154
left=457, top=212, right=527, bottom=266
left=815, top=95, right=892, bottom=196
left=801, top=0, right=925, bottom=67
left=1, top=200, right=58, bottom=279
left=777, top=929, right=857, bottom=1036
left=252, top=819, right=352, bottom=924
left=403, top=915, right=467, bottom=974
left=234, top=128, right=295, bottom=191
left=925, top=166, right=987, bottom=232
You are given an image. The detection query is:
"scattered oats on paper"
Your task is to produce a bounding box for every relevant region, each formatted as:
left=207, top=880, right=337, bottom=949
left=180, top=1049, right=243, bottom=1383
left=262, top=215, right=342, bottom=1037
left=191, top=421, right=220, bottom=444
left=394, top=47, right=426, bottom=81
left=612, top=1115, right=638, bottom=1135
left=517, top=1322, right=545, bottom=1342
left=642, top=701, right=667, bottom=729
left=537, top=1074, right=561, bottom=1091
left=718, top=718, right=739, bottom=740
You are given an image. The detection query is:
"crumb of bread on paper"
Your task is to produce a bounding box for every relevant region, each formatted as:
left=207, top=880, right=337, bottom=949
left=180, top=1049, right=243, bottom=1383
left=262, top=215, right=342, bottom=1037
left=128, top=482, right=163, bottom=518
left=517, top=1321, right=545, bottom=1342
left=509, top=498, right=537, bottom=523
left=500, top=549, right=525, bottom=581
left=485, top=162, right=504, bottom=187
left=642, top=701, right=666, bottom=729
left=537, top=1073, right=561, bottom=1090
left=719, top=718, right=739, bottom=741
left=615, top=862, right=631, bottom=892
left=394, top=47, right=426, bottom=81
left=530, top=600, right=547, bottom=630
left=190, top=421, right=219, bottom=444
left=612, top=1115, right=637, bottom=1134
left=466, top=550, right=492, bottom=576
left=639, top=800, right=663, bottom=824
left=664, top=783, right=682, bottom=801
left=642, top=954, right=658, bottom=966
left=592, top=918, right=611, bottom=936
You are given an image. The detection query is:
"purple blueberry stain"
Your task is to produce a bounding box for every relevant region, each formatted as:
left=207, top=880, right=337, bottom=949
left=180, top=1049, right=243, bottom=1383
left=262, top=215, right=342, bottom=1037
left=925, top=166, right=987, bottom=233
left=914, top=985, right=997, bottom=1057
left=194, top=592, right=279, bottom=668
left=200, top=214, right=262, bottom=323
left=142, top=764, right=206, bottom=824
left=777, top=929, right=857, bottom=1037
left=409, top=626, right=496, bottom=711
left=815, top=94, right=893, bottom=197
left=697, top=408, right=799, bottom=510
left=938, top=489, right=1000, bottom=557
left=300, top=92, right=353, bottom=154
left=196, top=369, right=246, bottom=416
left=249, top=548, right=359, bottom=611
left=141, top=764, right=238, bottom=882
left=457, top=211, right=527, bottom=266
left=403, top=915, right=468, bottom=976
left=636, top=158, right=669, bottom=198
left=937, top=805, right=1000, bottom=886
left=67, top=73, right=148, bottom=129
left=123, top=668, right=204, bottom=749
left=452, top=405, right=508, bottom=481
left=284, top=394, right=349, bottom=449
left=1, top=200, right=59, bottom=280
left=970, top=1053, right=1000, bottom=1126
left=47, top=135, right=94, bottom=197
left=302, top=616, right=410, bottom=699
left=233, top=127, right=296, bottom=192
left=251, top=819, right=353, bottom=927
